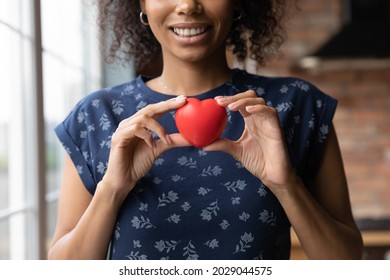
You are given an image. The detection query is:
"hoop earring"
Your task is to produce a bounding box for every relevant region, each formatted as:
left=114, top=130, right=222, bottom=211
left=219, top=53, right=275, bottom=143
left=140, top=11, right=149, bottom=26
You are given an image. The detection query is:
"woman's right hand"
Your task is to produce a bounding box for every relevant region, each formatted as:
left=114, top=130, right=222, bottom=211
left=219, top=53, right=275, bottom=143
left=101, top=95, right=189, bottom=201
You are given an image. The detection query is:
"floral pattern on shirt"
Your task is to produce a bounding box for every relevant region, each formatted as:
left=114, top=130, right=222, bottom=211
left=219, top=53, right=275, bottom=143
left=55, top=69, right=337, bottom=259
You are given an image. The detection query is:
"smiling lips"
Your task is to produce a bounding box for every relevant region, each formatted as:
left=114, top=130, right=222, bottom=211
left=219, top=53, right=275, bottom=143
left=172, top=27, right=208, bottom=37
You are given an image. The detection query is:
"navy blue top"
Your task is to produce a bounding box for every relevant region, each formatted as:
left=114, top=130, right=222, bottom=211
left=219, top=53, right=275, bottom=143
left=55, top=69, right=337, bottom=260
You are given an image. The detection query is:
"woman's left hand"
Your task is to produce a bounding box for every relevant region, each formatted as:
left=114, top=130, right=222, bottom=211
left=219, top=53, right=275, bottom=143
left=204, top=90, right=298, bottom=192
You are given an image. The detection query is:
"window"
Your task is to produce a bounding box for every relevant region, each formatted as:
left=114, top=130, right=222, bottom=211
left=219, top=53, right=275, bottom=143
left=0, top=0, right=35, bottom=260
left=0, top=0, right=102, bottom=259
left=41, top=0, right=102, bottom=251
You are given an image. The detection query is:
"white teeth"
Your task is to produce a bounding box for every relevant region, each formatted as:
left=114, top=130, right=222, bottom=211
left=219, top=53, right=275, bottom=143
left=173, top=27, right=206, bottom=37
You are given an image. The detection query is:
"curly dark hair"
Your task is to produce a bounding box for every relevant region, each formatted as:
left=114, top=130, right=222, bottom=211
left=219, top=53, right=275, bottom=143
left=97, top=0, right=294, bottom=71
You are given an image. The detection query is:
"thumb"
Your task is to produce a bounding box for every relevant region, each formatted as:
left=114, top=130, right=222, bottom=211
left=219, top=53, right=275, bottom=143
left=157, top=133, right=191, bottom=154
left=203, top=138, right=237, bottom=156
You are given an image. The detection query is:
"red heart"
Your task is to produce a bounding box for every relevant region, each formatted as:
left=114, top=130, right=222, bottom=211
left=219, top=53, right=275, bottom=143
left=175, top=98, right=227, bottom=148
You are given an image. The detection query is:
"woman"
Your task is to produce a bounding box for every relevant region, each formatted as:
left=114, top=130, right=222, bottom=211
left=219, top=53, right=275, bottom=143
left=48, top=0, right=363, bottom=259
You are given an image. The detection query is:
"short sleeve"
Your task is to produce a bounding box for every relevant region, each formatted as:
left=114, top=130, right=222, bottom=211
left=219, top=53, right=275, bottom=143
left=302, top=87, right=338, bottom=185
left=55, top=97, right=99, bottom=195
left=231, top=72, right=338, bottom=187
left=54, top=80, right=144, bottom=195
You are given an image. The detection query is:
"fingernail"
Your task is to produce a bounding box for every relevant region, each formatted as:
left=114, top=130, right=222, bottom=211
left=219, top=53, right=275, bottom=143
left=175, top=95, right=186, bottom=102
left=215, top=96, right=227, bottom=103
left=228, top=101, right=238, bottom=110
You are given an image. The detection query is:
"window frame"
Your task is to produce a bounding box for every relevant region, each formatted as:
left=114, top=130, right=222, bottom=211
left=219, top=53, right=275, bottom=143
left=0, top=0, right=131, bottom=259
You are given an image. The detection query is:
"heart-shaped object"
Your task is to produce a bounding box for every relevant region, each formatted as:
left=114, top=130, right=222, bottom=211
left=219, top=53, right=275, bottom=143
left=175, top=98, right=227, bottom=148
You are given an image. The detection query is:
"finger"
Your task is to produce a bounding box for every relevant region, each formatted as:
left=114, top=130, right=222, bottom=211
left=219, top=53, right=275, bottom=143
left=118, top=96, right=187, bottom=143
left=112, top=123, right=155, bottom=149
left=214, top=90, right=257, bottom=107
left=227, top=97, right=266, bottom=118
left=245, top=105, right=282, bottom=130
left=156, top=133, right=191, bottom=154
left=133, top=127, right=156, bottom=149
left=118, top=114, right=172, bottom=145
left=133, top=95, right=187, bottom=120
left=162, top=133, right=191, bottom=147
left=244, top=103, right=278, bottom=120
left=136, top=114, right=173, bottom=145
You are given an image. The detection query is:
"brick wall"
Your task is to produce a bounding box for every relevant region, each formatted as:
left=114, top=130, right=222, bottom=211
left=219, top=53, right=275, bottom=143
left=303, top=69, right=390, bottom=219
left=255, top=0, right=390, bottom=220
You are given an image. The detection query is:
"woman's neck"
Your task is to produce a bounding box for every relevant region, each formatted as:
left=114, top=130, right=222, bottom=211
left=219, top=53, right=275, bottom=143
left=147, top=52, right=233, bottom=97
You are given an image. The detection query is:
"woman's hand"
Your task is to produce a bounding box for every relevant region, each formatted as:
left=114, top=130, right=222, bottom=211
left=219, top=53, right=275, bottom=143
left=102, top=96, right=190, bottom=201
left=205, top=90, right=298, bottom=193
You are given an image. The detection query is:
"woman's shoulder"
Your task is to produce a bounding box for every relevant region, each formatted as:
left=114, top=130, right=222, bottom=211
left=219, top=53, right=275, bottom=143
left=73, top=78, right=141, bottom=111
left=234, top=68, right=325, bottom=96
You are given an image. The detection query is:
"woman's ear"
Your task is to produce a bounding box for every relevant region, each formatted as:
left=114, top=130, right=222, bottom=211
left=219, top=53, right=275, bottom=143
left=139, top=0, right=145, bottom=11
